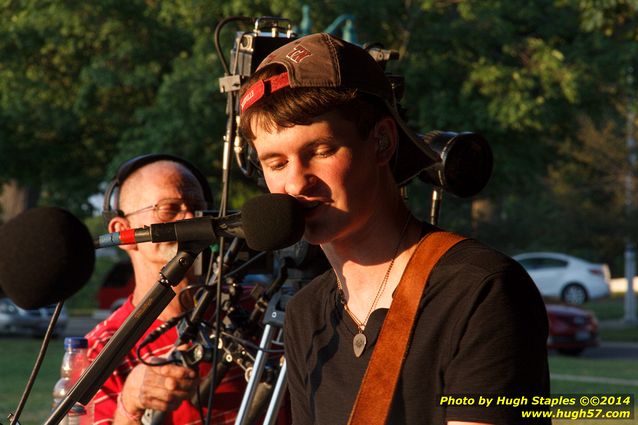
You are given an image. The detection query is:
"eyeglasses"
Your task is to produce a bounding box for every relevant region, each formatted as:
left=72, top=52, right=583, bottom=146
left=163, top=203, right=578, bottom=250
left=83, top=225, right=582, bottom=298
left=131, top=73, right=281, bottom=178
left=123, top=198, right=208, bottom=222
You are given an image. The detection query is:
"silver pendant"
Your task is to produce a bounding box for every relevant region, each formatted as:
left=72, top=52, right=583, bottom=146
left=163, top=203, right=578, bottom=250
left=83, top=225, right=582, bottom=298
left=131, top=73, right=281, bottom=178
left=353, top=332, right=367, bottom=357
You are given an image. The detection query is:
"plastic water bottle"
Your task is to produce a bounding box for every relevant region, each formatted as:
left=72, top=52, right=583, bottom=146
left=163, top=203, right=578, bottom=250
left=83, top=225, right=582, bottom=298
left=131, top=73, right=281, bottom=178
left=52, top=337, right=92, bottom=425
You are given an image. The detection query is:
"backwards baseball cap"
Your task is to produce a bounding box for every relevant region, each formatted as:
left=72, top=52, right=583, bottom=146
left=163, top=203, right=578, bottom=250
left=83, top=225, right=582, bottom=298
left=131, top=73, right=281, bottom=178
left=240, top=32, right=440, bottom=186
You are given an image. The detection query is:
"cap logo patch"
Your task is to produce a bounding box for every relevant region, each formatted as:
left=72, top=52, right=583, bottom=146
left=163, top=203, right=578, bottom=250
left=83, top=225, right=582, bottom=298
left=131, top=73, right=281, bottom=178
left=286, top=45, right=312, bottom=63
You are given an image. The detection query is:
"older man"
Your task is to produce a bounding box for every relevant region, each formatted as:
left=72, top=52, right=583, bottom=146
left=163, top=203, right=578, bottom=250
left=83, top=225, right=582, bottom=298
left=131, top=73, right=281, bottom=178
left=86, top=156, right=244, bottom=424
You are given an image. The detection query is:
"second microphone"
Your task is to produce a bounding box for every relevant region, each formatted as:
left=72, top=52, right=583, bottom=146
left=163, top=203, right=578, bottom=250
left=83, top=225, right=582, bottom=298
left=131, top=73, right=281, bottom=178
left=94, top=193, right=305, bottom=252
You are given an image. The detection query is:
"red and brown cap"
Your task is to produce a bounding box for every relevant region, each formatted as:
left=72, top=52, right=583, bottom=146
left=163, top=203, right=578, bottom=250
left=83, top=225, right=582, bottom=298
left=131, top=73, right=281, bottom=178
left=240, top=33, right=439, bottom=186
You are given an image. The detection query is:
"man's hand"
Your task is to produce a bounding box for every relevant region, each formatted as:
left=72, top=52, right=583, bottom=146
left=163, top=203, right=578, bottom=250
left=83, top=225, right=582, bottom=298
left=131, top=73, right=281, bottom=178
left=115, top=361, right=198, bottom=423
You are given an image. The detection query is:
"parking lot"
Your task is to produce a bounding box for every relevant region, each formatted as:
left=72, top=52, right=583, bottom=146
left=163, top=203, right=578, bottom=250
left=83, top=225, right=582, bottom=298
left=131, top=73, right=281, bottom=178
left=62, top=315, right=102, bottom=338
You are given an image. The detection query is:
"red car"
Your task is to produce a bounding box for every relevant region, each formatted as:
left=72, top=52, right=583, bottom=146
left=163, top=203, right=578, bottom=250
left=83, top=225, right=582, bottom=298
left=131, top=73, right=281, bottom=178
left=546, top=303, right=599, bottom=356
left=96, top=260, right=135, bottom=310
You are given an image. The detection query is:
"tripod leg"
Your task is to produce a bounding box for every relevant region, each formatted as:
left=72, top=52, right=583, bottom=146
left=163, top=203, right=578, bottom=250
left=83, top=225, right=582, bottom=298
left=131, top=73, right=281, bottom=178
left=234, top=324, right=275, bottom=425
left=263, top=358, right=287, bottom=425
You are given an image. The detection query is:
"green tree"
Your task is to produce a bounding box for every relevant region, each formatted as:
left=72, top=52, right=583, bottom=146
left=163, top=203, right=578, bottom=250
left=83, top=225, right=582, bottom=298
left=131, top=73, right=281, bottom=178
left=2, top=0, right=637, bottom=268
left=0, top=0, right=195, bottom=216
left=394, top=0, right=636, bottom=261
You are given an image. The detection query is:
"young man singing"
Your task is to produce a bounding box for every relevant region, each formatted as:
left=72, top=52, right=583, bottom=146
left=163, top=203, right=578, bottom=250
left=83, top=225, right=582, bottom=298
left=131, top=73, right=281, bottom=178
left=239, top=33, right=550, bottom=425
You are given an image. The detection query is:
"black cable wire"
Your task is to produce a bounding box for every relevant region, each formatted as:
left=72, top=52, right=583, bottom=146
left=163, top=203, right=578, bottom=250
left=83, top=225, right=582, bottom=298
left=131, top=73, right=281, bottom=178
left=225, top=251, right=268, bottom=278
left=200, top=235, right=230, bottom=425
left=10, top=302, right=64, bottom=425
left=138, top=313, right=186, bottom=348
left=213, top=16, right=254, bottom=76
left=195, top=376, right=206, bottom=424
left=134, top=312, right=188, bottom=367
left=178, top=282, right=214, bottom=311
left=136, top=349, right=175, bottom=367
left=203, top=248, right=216, bottom=292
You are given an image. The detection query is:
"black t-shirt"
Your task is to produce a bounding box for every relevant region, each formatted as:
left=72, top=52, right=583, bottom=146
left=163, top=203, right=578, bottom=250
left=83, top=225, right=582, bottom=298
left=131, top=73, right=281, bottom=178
left=284, top=228, right=551, bottom=425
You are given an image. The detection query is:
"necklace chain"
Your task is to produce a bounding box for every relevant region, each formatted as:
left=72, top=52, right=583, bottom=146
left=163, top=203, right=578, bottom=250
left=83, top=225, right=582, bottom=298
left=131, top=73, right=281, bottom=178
left=335, top=212, right=412, bottom=333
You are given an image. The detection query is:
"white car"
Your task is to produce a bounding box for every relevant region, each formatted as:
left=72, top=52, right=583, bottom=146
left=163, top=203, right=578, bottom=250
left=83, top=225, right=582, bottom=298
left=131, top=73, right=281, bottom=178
left=0, top=299, right=68, bottom=337
left=513, top=252, right=611, bottom=305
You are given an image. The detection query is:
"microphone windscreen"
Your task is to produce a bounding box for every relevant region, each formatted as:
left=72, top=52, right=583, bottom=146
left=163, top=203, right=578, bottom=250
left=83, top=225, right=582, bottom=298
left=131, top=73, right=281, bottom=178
left=241, top=194, right=305, bottom=251
left=0, top=207, right=95, bottom=309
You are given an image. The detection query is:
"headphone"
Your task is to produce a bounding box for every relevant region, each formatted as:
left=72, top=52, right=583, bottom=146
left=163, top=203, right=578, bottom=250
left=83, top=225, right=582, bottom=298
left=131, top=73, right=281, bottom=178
left=102, top=154, right=215, bottom=228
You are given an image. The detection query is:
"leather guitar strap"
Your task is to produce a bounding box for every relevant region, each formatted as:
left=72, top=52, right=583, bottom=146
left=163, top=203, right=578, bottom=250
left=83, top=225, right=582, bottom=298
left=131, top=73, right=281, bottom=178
left=347, top=230, right=467, bottom=425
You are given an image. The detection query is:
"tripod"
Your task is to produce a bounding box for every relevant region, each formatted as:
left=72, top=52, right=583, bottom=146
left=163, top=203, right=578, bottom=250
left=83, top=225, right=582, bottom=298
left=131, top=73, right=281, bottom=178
left=234, top=290, right=291, bottom=425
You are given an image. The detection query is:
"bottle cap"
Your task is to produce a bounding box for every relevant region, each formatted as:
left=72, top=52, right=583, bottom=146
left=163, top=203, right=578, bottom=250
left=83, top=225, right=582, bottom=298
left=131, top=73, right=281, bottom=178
left=64, top=336, right=88, bottom=349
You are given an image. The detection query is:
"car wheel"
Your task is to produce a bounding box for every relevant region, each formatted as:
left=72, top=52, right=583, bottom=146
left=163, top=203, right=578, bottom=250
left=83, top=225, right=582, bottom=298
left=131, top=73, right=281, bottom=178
left=561, top=283, right=588, bottom=305
left=558, top=347, right=585, bottom=356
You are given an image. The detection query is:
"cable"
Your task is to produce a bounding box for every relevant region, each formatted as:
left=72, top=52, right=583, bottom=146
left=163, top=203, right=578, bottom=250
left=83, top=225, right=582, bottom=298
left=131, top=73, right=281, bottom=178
left=136, top=350, right=175, bottom=367
left=213, top=16, right=254, bottom=76
left=138, top=313, right=186, bottom=348
left=10, top=302, right=64, bottom=425
left=225, top=251, right=268, bottom=278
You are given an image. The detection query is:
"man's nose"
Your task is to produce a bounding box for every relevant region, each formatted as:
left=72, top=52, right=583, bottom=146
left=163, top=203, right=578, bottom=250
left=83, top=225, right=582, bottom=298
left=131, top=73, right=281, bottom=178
left=284, top=163, right=317, bottom=197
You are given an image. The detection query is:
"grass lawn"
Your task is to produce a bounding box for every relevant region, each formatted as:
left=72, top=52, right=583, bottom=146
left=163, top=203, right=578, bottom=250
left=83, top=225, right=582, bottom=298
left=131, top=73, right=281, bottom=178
left=583, top=294, right=637, bottom=321
left=600, top=326, right=638, bottom=343
left=549, top=355, right=638, bottom=391
left=549, top=355, right=638, bottom=424
left=0, top=338, right=64, bottom=424
left=1, top=338, right=636, bottom=424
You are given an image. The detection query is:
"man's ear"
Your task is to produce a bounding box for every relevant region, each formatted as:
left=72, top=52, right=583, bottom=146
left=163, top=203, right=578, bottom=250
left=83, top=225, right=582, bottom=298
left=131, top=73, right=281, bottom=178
left=373, top=116, right=398, bottom=164
left=108, top=216, right=137, bottom=252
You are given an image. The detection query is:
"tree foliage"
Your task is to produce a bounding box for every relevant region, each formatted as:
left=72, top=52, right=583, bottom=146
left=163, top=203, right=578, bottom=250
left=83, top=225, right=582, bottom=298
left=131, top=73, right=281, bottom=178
left=1, top=0, right=637, bottom=270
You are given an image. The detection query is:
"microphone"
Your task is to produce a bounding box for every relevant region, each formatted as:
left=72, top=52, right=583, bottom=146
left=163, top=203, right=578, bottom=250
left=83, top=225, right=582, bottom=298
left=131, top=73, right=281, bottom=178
left=95, top=193, right=305, bottom=252
left=0, top=207, right=95, bottom=309
left=95, top=214, right=242, bottom=248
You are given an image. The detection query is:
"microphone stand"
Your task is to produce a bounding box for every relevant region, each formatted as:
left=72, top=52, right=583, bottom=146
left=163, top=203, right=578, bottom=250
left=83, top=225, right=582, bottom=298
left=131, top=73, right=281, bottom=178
left=429, top=187, right=443, bottom=226
left=43, top=240, right=210, bottom=425
left=143, top=238, right=245, bottom=425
